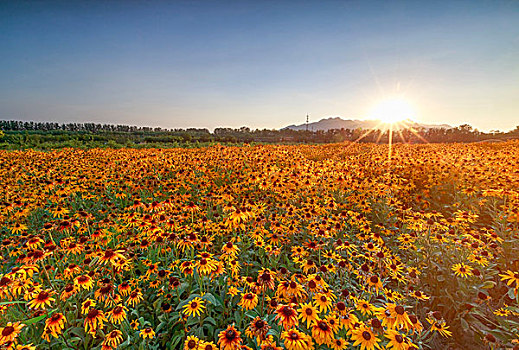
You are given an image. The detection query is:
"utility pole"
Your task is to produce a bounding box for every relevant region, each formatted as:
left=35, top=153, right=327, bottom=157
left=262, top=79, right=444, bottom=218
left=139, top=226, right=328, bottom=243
left=306, top=114, right=309, bottom=132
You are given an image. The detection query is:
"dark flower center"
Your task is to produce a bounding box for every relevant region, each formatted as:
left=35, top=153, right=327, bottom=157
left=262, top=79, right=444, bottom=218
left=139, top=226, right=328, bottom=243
left=225, top=329, right=236, bottom=340
left=290, top=332, right=300, bottom=340
left=87, top=309, right=99, bottom=319
left=281, top=306, right=295, bottom=317
left=2, top=326, right=14, bottom=336
left=362, top=331, right=371, bottom=340
left=260, top=273, right=271, bottom=281
left=37, top=292, right=49, bottom=300
left=318, top=321, right=329, bottom=331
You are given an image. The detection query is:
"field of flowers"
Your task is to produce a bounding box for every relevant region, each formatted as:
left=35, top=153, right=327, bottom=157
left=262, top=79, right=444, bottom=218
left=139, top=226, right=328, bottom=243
left=0, top=141, right=518, bottom=350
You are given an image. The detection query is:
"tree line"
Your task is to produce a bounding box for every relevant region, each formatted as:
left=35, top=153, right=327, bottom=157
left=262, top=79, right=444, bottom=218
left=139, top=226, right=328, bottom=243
left=0, top=120, right=518, bottom=149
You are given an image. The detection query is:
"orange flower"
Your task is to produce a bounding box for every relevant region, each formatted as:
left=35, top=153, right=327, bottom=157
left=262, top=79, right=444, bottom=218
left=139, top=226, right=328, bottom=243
left=218, top=324, right=242, bottom=350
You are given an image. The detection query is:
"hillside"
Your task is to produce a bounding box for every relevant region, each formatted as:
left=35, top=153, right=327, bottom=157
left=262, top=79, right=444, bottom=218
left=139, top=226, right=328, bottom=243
left=283, top=116, right=451, bottom=131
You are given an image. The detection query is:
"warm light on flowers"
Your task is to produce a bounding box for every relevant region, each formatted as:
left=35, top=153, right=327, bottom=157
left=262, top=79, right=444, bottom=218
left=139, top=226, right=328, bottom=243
left=0, top=142, right=516, bottom=349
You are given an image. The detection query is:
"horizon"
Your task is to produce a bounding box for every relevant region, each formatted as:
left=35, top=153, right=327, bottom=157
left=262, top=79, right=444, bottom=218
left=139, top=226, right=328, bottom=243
left=4, top=116, right=515, bottom=133
left=1, top=1, right=518, bottom=132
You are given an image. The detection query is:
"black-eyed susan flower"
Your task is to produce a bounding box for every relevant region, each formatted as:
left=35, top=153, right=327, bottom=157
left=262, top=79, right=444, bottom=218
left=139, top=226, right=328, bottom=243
left=84, top=308, right=107, bottom=334
left=351, top=325, right=381, bottom=350
left=98, top=249, right=126, bottom=266
left=198, top=340, right=217, bottom=350
left=427, top=319, right=452, bottom=337
left=27, top=290, right=55, bottom=309
left=184, top=335, right=201, bottom=349
left=257, top=268, right=276, bottom=291
left=218, top=324, right=242, bottom=350
left=60, top=284, right=77, bottom=301
left=330, top=337, right=349, bottom=350
left=500, top=270, right=519, bottom=288
left=103, top=330, right=123, bottom=348
left=281, top=329, right=307, bottom=350
left=130, top=319, right=140, bottom=330
left=451, top=263, right=473, bottom=278
left=139, top=327, right=155, bottom=340
left=367, top=275, right=383, bottom=293
left=410, top=289, right=429, bottom=301
left=183, top=297, right=205, bottom=317
left=107, top=305, right=127, bottom=324
left=127, top=290, right=143, bottom=307
left=222, top=241, right=239, bottom=259
left=356, top=299, right=375, bottom=316
left=314, top=293, right=333, bottom=313
left=45, top=313, right=66, bottom=337
left=275, top=304, right=299, bottom=330
left=81, top=299, right=96, bottom=315
left=297, top=302, right=319, bottom=328
left=311, top=319, right=335, bottom=346
left=247, top=317, right=270, bottom=341
left=238, top=292, right=258, bottom=311
left=384, top=329, right=409, bottom=350
left=75, top=275, right=94, bottom=291
left=118, top=281, right=131, bottom=296
left=0, top=322, right=24, bottom=344
left=383, top=304, right=412, bottom=330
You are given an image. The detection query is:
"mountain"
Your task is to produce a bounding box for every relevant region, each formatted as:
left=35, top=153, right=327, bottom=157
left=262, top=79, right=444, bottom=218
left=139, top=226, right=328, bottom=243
left=282, top=117, right=451, bottom=131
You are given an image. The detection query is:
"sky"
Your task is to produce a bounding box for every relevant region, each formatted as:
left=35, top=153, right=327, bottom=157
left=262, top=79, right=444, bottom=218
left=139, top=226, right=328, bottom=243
left=1, top=1, right=518, bottom=132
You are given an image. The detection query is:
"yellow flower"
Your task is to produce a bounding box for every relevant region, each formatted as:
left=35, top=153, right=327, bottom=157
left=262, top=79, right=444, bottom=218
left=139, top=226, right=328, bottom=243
left=452, top=263, right=473, bottom=278
left=139, top=327, right=155, bottom=339
left=183, top=297, right=205, bottom=317
left=238, top=292, right=258, bottom=311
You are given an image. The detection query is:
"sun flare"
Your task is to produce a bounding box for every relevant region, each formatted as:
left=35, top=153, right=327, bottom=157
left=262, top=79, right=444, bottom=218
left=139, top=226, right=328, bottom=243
left=369, top=97, right=415, bottom=124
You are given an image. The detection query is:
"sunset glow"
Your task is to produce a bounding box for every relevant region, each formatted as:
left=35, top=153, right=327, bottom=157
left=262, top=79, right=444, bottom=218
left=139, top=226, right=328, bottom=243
left=369, top=97, right=416, bottom=124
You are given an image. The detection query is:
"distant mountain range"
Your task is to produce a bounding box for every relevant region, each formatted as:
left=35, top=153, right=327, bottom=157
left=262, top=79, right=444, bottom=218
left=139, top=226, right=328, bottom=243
left=282, top=117, right=451, bottom=131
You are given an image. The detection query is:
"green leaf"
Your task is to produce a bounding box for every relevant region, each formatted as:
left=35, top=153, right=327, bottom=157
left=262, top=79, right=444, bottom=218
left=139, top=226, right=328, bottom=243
left=23, top=314, right=47, bottom=325
left=481, top=281, right=496, bottom=289
left=204, top=317, right=217, bottom=326
left=460, top=318, right=469, bottom=331
left=202, top=293, right=219, bottom=307
left=0, top=300, right=26, bottom=305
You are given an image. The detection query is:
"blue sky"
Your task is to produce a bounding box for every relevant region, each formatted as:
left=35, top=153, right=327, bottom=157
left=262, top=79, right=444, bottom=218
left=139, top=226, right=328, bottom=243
left=1, top=1, right=518, bottom=131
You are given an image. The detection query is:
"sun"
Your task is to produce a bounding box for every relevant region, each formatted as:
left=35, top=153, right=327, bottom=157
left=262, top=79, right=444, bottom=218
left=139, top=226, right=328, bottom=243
left=369, top=97, right=415, bottom=124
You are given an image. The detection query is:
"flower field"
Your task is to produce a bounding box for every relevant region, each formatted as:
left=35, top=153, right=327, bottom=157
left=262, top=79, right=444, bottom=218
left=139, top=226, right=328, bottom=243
left=0, top=141, right=518, bottom=350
